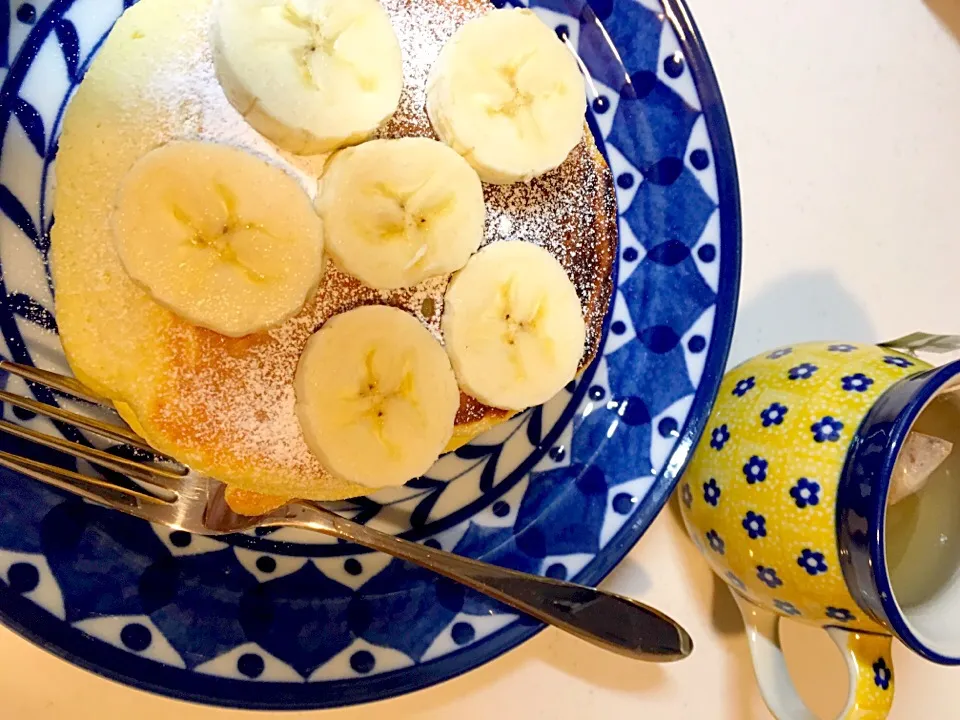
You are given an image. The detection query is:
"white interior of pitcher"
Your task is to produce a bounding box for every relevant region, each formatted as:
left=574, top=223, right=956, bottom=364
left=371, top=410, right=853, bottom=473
left=885, top=376, right=960, bottom=656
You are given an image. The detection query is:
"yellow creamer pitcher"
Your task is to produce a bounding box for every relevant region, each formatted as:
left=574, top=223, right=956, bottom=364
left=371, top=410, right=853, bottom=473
left=681, top=338, right=960, bottom=719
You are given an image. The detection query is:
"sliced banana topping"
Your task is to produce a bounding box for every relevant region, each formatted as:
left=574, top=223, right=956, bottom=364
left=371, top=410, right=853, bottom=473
left=213, top=0, right=404, bottom=154
left=426, top=8, right=586, bottom=185
left=442, top=241, right=586, bottom=411
left=316, top=137, right=486, bottom=290
left=295, top=305, right=460, bottom=487
left=110, top=140, right=324, bottom=337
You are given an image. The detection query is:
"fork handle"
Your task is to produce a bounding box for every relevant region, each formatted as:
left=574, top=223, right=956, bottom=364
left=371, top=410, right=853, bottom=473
left=278, top=501, right=692, bottom=662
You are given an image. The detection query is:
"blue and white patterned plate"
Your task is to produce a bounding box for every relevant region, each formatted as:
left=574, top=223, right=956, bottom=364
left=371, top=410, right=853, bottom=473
left=0, top=0, right=740, bottom=709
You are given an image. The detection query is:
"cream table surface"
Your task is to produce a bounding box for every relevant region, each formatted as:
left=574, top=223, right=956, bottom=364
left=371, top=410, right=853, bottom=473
left=3, top=0, right=960, bottom=717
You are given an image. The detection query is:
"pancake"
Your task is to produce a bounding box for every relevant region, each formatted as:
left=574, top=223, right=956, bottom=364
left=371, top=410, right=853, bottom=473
left=50, top=0, right=617, bottom=500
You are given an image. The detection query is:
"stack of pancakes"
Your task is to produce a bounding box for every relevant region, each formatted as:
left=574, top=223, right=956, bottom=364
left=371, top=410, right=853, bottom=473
left=50, top=0, right=617, bottom=503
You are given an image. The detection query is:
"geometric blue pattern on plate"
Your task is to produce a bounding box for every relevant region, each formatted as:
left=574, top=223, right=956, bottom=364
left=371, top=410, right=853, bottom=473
left=0, top=0, right=741, bottom=709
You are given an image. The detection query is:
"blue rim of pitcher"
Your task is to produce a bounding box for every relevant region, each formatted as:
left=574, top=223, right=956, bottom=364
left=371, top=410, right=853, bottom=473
left=838, top=360, right=960, bottom=665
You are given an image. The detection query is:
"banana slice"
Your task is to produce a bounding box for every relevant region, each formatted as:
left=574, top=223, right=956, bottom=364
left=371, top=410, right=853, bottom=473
left=426, top=8, right=586, bottom=185
left=111, top=141, right=325, bottom=337
left=442, top=241, right=586, bottom=411
left=213, top=0, right=403, bottom=155
left=316, top=137, right=485, bottom=290
left=295, top=305, right=460, bottom=487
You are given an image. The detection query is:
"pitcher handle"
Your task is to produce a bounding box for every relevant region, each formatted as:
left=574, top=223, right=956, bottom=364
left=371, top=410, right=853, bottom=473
left=733, top=594, right=894, bottom=720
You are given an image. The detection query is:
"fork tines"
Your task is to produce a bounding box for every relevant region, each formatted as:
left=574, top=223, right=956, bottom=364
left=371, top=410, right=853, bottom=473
left=0, top=360, right=185, bottom=503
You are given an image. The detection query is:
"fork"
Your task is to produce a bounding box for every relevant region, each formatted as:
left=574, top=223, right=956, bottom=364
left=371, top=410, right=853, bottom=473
left=0, top=360, right=692, bottom=662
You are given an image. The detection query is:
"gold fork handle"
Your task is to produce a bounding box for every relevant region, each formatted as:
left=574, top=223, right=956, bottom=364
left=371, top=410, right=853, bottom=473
left=272, top=501, right=692, bottom=662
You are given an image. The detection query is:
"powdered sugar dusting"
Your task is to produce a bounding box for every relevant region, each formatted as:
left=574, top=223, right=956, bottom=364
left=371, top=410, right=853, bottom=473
left=482, top=142, right=614, bottom=354
left=376, top=0, right=615, bottom=354
left=377, top=0, right=471, bottom=137
left=101, top=0, right=615, bottom=496
left=142, top=3, right=325, bottom=196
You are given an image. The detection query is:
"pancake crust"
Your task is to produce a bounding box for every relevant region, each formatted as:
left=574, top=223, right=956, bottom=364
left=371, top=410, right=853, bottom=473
left=50, top=0, right=617, bottom=500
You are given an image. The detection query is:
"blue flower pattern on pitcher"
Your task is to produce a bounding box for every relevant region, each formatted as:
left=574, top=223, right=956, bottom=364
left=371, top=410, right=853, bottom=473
left=760, top=402, right=788, bottom=427
left=710, top=425, right=730, bottom=450
left=742, top=511, right=766, bottom=539
left=798, top=549, right=828, bottom=575
left=790, top=478, right=821, bottom=508
left=788, top=363, right=817, bottom=380
left=811, top=416, right=843, bottom=443
left=826, top=606, right=855, bottom=623
left=732, top=377, right=755, bottom=397
left=726, top=571, right=746, bottom=591
left=703, top=478, right=720, bottom=507
left=681, top=483, right=693, bottom=509
left=873, top=658, right=892, bottom=690
left=841, top=373, right=874, bottom=392
left=756, top=566, right=783, bottom=589
left=774, top=599, right=801, bottom=616
left=684, top=340, right=938, bottom=680
left=884, top=355, right=914, bottom=368
left=706, top=530, right=725, bottom=555
left=742, top=456, right=768, bottom=484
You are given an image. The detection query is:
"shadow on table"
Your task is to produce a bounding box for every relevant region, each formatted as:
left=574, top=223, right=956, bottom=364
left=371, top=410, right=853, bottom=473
left=925, top=0, right=960, bottom=42
left=727, top=270, right=876, bottom=368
